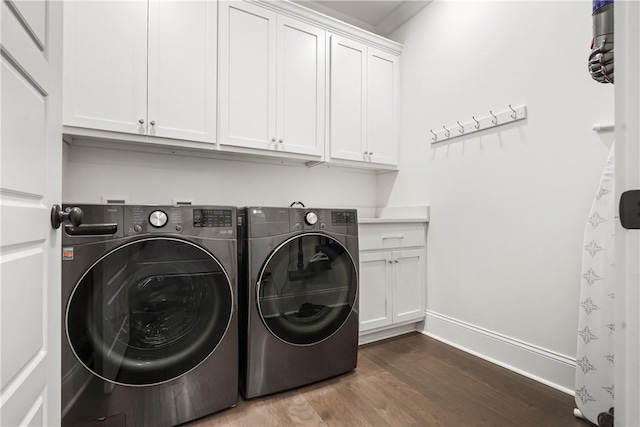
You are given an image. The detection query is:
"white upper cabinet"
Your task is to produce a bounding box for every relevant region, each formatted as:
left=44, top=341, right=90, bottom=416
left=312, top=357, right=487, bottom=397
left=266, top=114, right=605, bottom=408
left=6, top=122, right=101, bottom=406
left=218, top=1, right=325, bottom=157
left=330, top=35, right=367, bottom=162
left=63, top=1, right=147, bottom=135
left=330, top=36, right=399, bottom=167
left=218, top=2, right=276, bottom=151
left=62, top=0, right=401, bottom=164
left=367, top=48, right=398, bottom=166
left=63, top=0, right=217, bottom=142
left=147, top=1, right=217, bottom=142
left=276, top=16, right=325, bottom=156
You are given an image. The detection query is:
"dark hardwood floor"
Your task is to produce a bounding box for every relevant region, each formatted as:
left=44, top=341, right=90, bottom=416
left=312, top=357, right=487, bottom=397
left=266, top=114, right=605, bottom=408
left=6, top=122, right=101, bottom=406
left=189, top=333, right=589, bottom=426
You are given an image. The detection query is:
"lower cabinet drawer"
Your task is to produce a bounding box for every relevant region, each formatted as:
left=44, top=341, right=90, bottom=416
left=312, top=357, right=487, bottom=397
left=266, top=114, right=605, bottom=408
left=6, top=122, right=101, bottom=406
left=358, top=223, right=426, bottom=250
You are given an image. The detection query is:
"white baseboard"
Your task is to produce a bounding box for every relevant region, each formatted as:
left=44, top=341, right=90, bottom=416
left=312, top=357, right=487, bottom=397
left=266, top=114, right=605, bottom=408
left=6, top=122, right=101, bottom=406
left=423, top=310, right=576, bottom=395
left=359, top=322, right=421, bottom=345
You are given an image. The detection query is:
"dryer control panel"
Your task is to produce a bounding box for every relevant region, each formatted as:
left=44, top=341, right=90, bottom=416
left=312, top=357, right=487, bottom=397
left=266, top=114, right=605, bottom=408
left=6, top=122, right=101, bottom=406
left=243, top=207, right=358, bottom=237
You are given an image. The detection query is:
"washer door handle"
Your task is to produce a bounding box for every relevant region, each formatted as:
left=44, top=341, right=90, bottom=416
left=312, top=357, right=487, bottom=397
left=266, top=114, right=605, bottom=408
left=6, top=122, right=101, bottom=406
left=65, top=224, right=118, bottom=236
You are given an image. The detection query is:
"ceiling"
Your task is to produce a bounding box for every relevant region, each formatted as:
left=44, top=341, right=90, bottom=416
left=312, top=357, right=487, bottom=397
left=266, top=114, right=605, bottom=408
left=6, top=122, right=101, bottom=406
left=292, top=0, right=431, bottom=37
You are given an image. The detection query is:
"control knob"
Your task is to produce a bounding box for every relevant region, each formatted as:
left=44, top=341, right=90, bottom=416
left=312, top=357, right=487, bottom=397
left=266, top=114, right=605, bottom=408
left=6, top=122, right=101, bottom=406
left=149, top=210, right=168, bottom=228
left=304, top=211, right=318, bottom=225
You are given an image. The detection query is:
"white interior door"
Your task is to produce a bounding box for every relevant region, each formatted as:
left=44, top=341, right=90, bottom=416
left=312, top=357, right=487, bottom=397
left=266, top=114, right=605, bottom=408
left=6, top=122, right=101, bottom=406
left=1, top=0, right=63, bottom=425
left=276, top=15, right=325, bottom=157
left=615, top=2, right=640, bottom=425
left=329, top=35, right=367, bottom=162
left=218, top=1, right=277, bottom=151
left=147, top=0, right=217, bottom=143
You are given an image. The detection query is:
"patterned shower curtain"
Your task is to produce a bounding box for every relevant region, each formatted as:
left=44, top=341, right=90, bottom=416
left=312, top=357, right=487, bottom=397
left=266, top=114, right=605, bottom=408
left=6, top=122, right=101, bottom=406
left=575, top=144, right=615, bottom=424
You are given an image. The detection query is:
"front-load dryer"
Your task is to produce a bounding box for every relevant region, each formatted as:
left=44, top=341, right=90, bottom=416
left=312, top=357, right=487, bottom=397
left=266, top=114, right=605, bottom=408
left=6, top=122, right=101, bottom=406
left=238, top=207, right=359, bottom=398
left=61, top=205, right=238, bottom=427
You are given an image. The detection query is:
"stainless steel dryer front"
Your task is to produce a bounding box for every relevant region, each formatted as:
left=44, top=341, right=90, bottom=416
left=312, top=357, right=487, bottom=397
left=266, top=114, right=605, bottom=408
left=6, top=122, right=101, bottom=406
left=61, top=205, right=238, bottom=427
left=238, top=207, right=359, bottom=398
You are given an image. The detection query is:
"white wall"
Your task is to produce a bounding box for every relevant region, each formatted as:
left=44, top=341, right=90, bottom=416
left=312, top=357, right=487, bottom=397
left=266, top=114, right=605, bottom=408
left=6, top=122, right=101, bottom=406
left=381, top=1, right=614, bottom=390
left=64, top=144, right=377, bottom=208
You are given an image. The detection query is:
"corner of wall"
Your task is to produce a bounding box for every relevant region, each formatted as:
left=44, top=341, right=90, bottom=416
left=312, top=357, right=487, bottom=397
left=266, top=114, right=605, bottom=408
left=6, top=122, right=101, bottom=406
left=422, top=310, right=577, bottom=395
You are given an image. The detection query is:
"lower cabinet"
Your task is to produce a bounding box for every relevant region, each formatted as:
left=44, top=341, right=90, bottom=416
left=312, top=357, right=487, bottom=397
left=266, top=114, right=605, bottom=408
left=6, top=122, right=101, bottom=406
left=358, top=222, right=426, bottom=342
left=360, top=251, right=393, bottom=331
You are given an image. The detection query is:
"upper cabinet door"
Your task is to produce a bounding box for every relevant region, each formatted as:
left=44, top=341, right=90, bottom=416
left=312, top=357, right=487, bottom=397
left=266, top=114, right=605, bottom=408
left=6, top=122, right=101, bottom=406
left=330, top=35, right=367, bottom=162
left=218, top=1, right=277, bottom=150
left=63, top=1, right=147, bottom=134
left=367, top=48, right=398, bottom=166
left=276, top=15, right=325, bottom=157
left=147, top=0, right=217, bottom=143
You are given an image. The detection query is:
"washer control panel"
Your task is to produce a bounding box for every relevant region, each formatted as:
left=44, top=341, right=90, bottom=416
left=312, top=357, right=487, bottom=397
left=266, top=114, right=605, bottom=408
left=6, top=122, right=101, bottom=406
left=126, top=205, right=235, bottom=238
left=193, top=208, right=233, bottom=228
left=149, top=210, right=168, bottom=228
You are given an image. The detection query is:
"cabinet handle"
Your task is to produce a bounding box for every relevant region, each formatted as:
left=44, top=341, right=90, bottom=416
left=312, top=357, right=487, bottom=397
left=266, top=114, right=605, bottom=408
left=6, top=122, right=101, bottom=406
left=271, top=137, right=276, bottom=143
left=150, top=120, right=156, bottom=126
left=138, top=119, right=145, bottom=124
left=279, top=138, right=283, bottom=144
left=382, top=236, right=404, bottom=240
left=388, top=260, right=393, bottom=264
left=395, top=260, right=399, bottom=263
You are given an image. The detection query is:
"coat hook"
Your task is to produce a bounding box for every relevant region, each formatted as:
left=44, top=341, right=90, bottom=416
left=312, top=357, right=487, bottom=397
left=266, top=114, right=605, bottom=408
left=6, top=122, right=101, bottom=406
left=490, top=110, right=498, bottom=125
left=509, top=104, right=517, bottom=119
left=442, top=125, right=450, bottom=138
left=472, top=116, right=480, bottom=130
left=430, top=129, right=437, bottom=142
left=457, top=121, right=464, bottom=134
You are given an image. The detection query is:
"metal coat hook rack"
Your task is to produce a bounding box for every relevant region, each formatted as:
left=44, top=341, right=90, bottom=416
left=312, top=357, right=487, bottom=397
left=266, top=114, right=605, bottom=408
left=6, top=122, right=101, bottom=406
left=430, top=104, right=528, bottom=144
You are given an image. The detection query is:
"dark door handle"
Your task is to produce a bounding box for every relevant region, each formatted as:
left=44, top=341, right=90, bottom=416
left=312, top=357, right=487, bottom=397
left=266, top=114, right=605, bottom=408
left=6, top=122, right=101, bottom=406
left=51, top=204, right=83, bottom=229
left=619, top=190, right=640, bottom=229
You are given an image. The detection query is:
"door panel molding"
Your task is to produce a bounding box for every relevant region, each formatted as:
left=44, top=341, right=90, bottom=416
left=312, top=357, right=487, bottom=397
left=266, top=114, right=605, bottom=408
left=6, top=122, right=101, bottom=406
left=3, top=0, right=46, bottom=51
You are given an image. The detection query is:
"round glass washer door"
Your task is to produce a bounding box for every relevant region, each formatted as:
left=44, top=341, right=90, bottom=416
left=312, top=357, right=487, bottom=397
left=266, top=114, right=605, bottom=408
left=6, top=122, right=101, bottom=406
left=66, top=237, right=233, bottom=386
left=257, top=233, right=357, bottom=345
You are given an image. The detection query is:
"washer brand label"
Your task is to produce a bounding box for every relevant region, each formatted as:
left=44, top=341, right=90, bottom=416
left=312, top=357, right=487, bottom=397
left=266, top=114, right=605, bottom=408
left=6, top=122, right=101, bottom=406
left=62, top=247, right=74, bottom=261
left=252, top=209, right=262, bottom=215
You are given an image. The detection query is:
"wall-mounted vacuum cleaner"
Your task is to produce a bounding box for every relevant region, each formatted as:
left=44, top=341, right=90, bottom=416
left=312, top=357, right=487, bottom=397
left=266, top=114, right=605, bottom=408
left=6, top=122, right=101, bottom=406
left=589, top=0, right=614, bottom=83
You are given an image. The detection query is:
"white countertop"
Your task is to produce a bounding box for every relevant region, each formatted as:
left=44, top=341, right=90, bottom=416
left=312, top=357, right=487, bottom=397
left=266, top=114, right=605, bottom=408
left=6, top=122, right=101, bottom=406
left=359, top=217, right=429, bottom=224
left=357, top=206, right=430, bottom=224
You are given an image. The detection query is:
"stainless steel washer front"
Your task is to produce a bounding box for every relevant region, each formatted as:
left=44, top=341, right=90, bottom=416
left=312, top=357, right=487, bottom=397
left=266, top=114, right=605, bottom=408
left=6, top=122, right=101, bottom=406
left=61, top=205, right=238, bottom=427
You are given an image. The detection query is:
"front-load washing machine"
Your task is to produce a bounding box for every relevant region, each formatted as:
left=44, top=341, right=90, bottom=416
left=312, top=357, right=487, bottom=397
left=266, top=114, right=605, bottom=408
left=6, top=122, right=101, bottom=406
left=61, top=205, right=238, bottom=427
left=238, top=206, right=359, bottom=398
